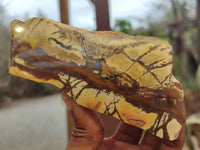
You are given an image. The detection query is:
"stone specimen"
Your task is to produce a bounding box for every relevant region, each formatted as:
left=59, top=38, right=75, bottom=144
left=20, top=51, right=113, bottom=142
left=9, top=17, right=185, bottom=141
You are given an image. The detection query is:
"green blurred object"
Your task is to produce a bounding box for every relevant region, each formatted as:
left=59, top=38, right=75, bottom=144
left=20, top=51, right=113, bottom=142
left=114, top=19, right=133, bottom=35
left=197, top=65, right=200, bottom=88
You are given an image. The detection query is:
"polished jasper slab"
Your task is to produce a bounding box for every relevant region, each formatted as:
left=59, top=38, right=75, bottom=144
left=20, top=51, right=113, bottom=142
left=9, top=17, right=185, bottom=141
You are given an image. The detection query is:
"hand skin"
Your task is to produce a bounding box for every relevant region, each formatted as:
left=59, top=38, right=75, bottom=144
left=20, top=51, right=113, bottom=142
left=61, top=91, right=185, bottom=150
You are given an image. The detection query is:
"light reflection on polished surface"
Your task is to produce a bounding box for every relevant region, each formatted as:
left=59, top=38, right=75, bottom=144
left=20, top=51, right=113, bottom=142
left=15, top=26, right=24, bottom=33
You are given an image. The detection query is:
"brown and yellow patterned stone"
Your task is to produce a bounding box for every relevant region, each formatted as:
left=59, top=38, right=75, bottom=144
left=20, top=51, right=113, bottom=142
left=9, top=17, right=185, bottom=141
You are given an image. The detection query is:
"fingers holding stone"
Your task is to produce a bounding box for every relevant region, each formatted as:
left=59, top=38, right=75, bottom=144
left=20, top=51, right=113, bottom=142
left=61, top=90, right=104, bottom=150
left=112, top=122, right=143, bottom=144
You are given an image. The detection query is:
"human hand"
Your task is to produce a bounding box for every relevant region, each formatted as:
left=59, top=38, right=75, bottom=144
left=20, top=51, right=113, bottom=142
left=61, top=91, right=185, bottom=150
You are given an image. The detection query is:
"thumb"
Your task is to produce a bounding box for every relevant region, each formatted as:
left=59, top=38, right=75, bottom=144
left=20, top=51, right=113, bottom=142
left=61, top=90, right=104, bottom=150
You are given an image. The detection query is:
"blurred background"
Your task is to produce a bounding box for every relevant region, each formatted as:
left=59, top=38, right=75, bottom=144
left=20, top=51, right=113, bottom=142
left=0, top=0, right=200, bottom=149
